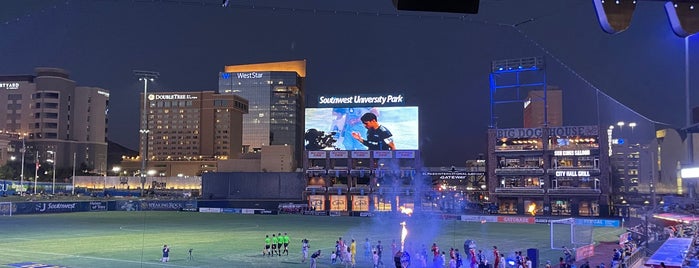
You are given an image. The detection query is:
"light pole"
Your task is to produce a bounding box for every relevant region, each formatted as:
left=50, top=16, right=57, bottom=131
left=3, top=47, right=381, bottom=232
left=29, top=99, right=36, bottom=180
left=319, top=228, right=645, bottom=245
left=112, top=166, right=121, bottom=189
left=628, top=122, right=637, bottom=135
left=134, top=70, right=159, bottom=197
left=616, top=121, right=625, bottom=134
left=19, top=135, right=25, bottom=194
left=685, top=37, right=693, bottom=165
left=47, top=150, right=56, bottom=195
left=33, top=154, right=39, bottom=195
left=71, top=152, right=76, bottom=195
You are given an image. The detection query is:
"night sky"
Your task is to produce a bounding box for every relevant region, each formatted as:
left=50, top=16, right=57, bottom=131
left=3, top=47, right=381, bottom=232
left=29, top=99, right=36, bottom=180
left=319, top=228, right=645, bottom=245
left=0, top=0, right=696, bottom=166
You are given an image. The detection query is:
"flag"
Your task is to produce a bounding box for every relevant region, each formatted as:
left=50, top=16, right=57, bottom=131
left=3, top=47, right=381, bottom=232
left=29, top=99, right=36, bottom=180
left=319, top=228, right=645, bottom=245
left=35, top=161, right=41, bottom=171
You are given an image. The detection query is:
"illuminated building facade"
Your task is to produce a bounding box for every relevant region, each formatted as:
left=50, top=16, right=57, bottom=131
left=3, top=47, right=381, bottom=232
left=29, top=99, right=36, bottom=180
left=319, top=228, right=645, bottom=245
left=218, top=60, right=306, bottom=168
left=0, top=67, right=109, bottom=171
left=486, top=126, right=612, bottom=217
left=126, top=91, right=247, bottom=177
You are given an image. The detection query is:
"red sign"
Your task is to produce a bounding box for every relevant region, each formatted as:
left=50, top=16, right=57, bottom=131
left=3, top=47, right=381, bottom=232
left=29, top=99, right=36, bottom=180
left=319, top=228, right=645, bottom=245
left=576, top=244, right=595, bottom=260
left=497, top=216, right=535, bottom=224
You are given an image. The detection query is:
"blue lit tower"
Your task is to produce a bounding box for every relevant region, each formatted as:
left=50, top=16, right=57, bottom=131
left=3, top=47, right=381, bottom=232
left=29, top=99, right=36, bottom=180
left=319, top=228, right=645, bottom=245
left=489, top=57, right=548, bottom=129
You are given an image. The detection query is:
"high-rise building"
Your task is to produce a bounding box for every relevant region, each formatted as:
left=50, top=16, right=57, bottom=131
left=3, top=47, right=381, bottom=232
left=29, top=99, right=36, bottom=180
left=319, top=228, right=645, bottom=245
left=218, top=60, right=306, bottom=168
left=119, top=91, right=248, bottom=177
left=523, top=88, right=562, bottom=128
left=142, top=91, right=248, bottom=161
left=0, top=67, right=109, bottom=172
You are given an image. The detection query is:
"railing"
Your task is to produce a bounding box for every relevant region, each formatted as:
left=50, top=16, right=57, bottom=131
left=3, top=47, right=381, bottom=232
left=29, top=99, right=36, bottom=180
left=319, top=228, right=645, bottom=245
left=494, top=187, right=545, bottom=193
left=548, top=187, right=601, bottom=194
left=549, top=144, right=600, bottom=150
left=494, top=168, right=545, bottom=175
left=627, top=247, right=645, bottom=267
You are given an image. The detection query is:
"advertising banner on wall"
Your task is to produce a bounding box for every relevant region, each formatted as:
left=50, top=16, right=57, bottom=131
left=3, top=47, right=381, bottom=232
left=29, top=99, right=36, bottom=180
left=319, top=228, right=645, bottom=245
left=308, top=195, right=325, bottom=211
left=329, top=195, right=347, bottom=211
left=496, top=216, right=535, bottom=224
left=305, top=107, right=419, bottom=151
left=14, top=202, right=90, bottom=214
left=113, top=200, right=197, bottom=211
left=352, top=195, right=370, bottom=212
left=574, top=218, right=620, bottom=227
left=89, top=201, right=108, bottom=211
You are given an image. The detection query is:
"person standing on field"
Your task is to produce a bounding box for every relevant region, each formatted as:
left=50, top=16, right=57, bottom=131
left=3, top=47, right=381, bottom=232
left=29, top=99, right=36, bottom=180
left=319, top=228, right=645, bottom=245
left=161, top=244, right=170, bottom=262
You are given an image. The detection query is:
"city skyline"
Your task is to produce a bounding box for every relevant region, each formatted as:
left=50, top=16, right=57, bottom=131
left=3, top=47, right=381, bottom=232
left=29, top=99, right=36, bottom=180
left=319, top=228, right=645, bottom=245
left=0, top=0, right=696, bottom=166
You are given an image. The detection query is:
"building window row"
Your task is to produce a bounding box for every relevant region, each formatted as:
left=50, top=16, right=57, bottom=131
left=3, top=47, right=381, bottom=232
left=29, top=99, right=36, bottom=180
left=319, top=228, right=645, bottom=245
left=150, top=100, right=194, bottom=108
left=33, top=92, right=59, bottom=99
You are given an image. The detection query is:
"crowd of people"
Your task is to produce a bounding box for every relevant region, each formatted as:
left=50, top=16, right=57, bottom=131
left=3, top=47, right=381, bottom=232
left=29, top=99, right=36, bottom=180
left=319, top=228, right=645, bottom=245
left=268, top=236, right=577, bottom=268
left=252, top=231, right=610, bottom=268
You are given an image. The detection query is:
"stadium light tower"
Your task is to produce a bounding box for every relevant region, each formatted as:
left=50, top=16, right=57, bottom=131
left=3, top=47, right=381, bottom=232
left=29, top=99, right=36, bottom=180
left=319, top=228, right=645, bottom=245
left=133, top=70, right=159, bottom=196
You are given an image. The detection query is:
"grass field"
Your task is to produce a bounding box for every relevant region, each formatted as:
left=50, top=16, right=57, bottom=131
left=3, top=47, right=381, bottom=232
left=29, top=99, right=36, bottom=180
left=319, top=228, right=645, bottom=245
left=0, top=211, right=624, bottom=268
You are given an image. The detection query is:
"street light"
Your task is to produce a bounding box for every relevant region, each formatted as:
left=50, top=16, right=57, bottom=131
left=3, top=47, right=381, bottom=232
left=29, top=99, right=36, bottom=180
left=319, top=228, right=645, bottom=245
left=47, top=150, right=56, bottom=195
left=134, top=70, right=159, bottom=196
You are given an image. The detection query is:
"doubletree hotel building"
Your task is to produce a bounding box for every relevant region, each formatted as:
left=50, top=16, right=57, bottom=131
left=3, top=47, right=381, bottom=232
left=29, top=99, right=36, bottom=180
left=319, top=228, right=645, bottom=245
left=486, top=125, right=612, bottom=217
left=117, top=91, right=248, bottom=177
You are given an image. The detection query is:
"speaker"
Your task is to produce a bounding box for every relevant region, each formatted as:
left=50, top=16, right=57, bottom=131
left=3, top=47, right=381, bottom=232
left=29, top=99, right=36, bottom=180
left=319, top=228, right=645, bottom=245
left=391, top=0, right=480, bottom=14
left=693, top=106, right=699, bottom=124
left=527, top=248, right=539, bottom=268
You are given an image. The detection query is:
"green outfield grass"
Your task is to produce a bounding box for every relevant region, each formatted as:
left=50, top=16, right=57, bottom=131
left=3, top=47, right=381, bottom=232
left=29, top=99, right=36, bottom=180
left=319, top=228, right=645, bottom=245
left=0, top=212, right=624, bottom=268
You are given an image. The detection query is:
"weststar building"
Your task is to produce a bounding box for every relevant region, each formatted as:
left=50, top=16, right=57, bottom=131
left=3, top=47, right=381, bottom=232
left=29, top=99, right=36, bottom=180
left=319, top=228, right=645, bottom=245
left=486, top=125, right=612, bottom=217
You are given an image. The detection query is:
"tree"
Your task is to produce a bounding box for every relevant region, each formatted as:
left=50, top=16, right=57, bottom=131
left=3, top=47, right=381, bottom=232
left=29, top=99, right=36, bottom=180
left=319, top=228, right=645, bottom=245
left=0, top=164, right=16, bottom=180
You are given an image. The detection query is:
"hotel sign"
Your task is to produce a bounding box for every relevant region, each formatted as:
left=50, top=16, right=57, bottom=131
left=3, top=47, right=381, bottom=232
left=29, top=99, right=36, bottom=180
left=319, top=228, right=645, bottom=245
left=148, top=94, right=198, bottom=101
left=0, top=82, right=19, bottom=89
left=496, top=126, right=599, bottom=139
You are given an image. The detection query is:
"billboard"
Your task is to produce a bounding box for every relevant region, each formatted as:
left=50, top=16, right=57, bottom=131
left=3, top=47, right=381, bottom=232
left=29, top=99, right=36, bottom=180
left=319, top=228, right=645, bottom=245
left=305, top=107, right=419, bottom=150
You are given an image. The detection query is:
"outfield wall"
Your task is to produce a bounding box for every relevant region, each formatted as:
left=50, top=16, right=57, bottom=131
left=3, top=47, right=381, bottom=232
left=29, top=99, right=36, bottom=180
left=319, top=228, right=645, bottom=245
left=201, top=172, right=305, bottom=200
left=459, top=214, right=620, bottom=227
left=2, top=200, right=198, bottom=215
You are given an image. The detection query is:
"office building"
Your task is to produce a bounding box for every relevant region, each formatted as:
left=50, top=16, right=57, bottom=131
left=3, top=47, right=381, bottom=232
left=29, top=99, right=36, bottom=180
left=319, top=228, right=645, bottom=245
left=0, top=67, right=109, bottom=172
left=218, top=60, right=306, bottom=168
